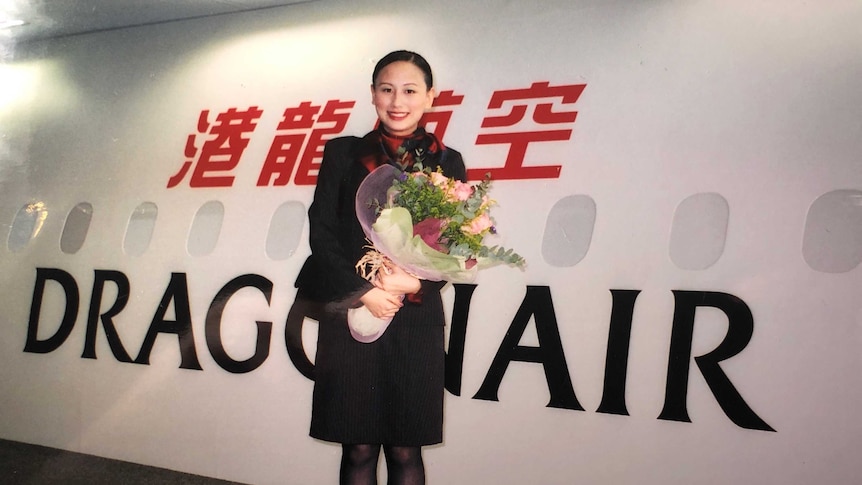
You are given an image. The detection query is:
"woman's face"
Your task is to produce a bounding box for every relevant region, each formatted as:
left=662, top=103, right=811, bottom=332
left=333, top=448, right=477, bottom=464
left=371, top=61, right=435, bottom=136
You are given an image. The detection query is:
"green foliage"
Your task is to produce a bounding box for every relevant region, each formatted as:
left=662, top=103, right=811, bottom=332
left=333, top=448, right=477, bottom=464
left=391, top=174, right=458, bottom=222
left=388, top=165, right=525, bottom=268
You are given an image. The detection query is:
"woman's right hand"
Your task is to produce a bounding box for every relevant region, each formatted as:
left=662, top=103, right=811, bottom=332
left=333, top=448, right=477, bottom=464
left=359, top=287, right=403, bottom=319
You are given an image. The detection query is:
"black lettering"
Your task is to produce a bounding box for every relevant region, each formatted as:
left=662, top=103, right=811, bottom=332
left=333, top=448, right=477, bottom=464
left=24, top=268, right=79, bottom=354
left=596, top=289, right=641, bottom=416
left=445, top=284, right=477, bottom=396
left=284, top=295, right=324, bottom=381
left=473, top=286, right=583, bottom=410
left=658, top=290, right=775, bottom=431
left=205, top=274, right=273, bottom=374
left=134, top=273, right=202, bottom=370
left=82, top=270, right=133, bottom=362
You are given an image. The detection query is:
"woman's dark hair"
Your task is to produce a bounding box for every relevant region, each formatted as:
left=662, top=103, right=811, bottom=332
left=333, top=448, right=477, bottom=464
left=372, top=50, right=434, bottom=89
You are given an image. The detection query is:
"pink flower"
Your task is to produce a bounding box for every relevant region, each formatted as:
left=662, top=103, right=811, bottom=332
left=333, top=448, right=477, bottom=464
left=463, top=213, right=493, bottom=235
left=413, top=218, right=447, bottom=252
left=449, top=181, right=473, bottom=201
left=429, top=171, right=448, bottom=187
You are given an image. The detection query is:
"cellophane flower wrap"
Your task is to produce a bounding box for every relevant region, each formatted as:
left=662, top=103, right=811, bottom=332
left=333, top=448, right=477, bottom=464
left=348, top=163, right=525, bottom=343
left=355, top=163, right=525, bottom=284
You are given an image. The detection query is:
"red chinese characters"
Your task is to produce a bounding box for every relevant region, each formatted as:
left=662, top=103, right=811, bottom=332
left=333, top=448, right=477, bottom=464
left=419, top=90, right=464, bottom=141
left=167, top=107, right=264, bottom=188
left=169, top=81, right=586, bottom=188
left=258, top=99, right=355, bottom=187
left=467, top=81, right=586, bottom=181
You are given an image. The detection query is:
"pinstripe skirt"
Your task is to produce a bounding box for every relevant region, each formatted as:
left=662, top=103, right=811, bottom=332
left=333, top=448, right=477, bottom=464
left=310, top=299, right=445, bottom=446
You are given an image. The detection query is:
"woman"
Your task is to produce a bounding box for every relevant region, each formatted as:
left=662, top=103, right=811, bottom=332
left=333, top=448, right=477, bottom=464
left=295, top=50, right=466, bottom=484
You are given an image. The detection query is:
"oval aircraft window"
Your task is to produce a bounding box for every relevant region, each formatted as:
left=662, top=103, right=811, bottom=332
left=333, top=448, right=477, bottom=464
left=541, top=195, right=596, bottom=267
left=803, top=189, right=862, bottom=273
left=124, top=202, right=158, bottom=256
left=60, top=202, right=93, bottom=254
left=188, top=200, right=224, bottom=257
left=669, top=192, right=729, bottom=270
left=8, top=201, right=48, bottom=252
left=266, top=201, right=306, bottom=260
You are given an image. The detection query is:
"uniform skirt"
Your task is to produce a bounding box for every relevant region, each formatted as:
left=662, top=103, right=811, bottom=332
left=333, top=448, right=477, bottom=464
left=310, top=299, right=445, bottom=446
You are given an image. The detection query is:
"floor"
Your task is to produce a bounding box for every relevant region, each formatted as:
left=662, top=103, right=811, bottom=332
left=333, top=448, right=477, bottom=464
left=0, top=439, right=248, bottom=484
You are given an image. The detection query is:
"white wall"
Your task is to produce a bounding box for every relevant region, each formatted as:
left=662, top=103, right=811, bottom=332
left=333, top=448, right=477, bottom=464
left=1, top=0, right=861, bottom=483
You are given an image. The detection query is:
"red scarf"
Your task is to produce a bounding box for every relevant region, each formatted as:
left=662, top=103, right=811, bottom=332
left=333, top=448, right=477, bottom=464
left=358, top=127, right=445, bottom=174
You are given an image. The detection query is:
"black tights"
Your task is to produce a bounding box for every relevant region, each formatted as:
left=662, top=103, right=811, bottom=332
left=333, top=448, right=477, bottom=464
left=340, top=444, right=424, bottom=485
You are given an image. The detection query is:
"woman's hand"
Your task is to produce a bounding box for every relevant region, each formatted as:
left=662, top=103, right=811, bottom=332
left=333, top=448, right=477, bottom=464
left=374, top=262, right=421, bottom=295
left=359, top=287, right=403, bottom=319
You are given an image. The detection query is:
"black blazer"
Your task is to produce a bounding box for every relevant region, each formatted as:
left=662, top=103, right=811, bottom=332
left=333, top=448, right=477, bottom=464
left=295, top=135, right=466, bottom=307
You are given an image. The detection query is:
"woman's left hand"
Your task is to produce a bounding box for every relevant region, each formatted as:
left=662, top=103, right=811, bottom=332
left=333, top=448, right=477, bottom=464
left=374, top=262, right=421, bottom=295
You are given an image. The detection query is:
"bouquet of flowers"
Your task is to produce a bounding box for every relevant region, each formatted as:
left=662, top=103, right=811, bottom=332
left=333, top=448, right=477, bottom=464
left=348, top=163, right=525, bottom=342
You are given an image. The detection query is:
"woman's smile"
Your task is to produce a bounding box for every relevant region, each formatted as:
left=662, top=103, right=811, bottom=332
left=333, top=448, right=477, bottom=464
left=371, top=61, right=435, bottom=136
